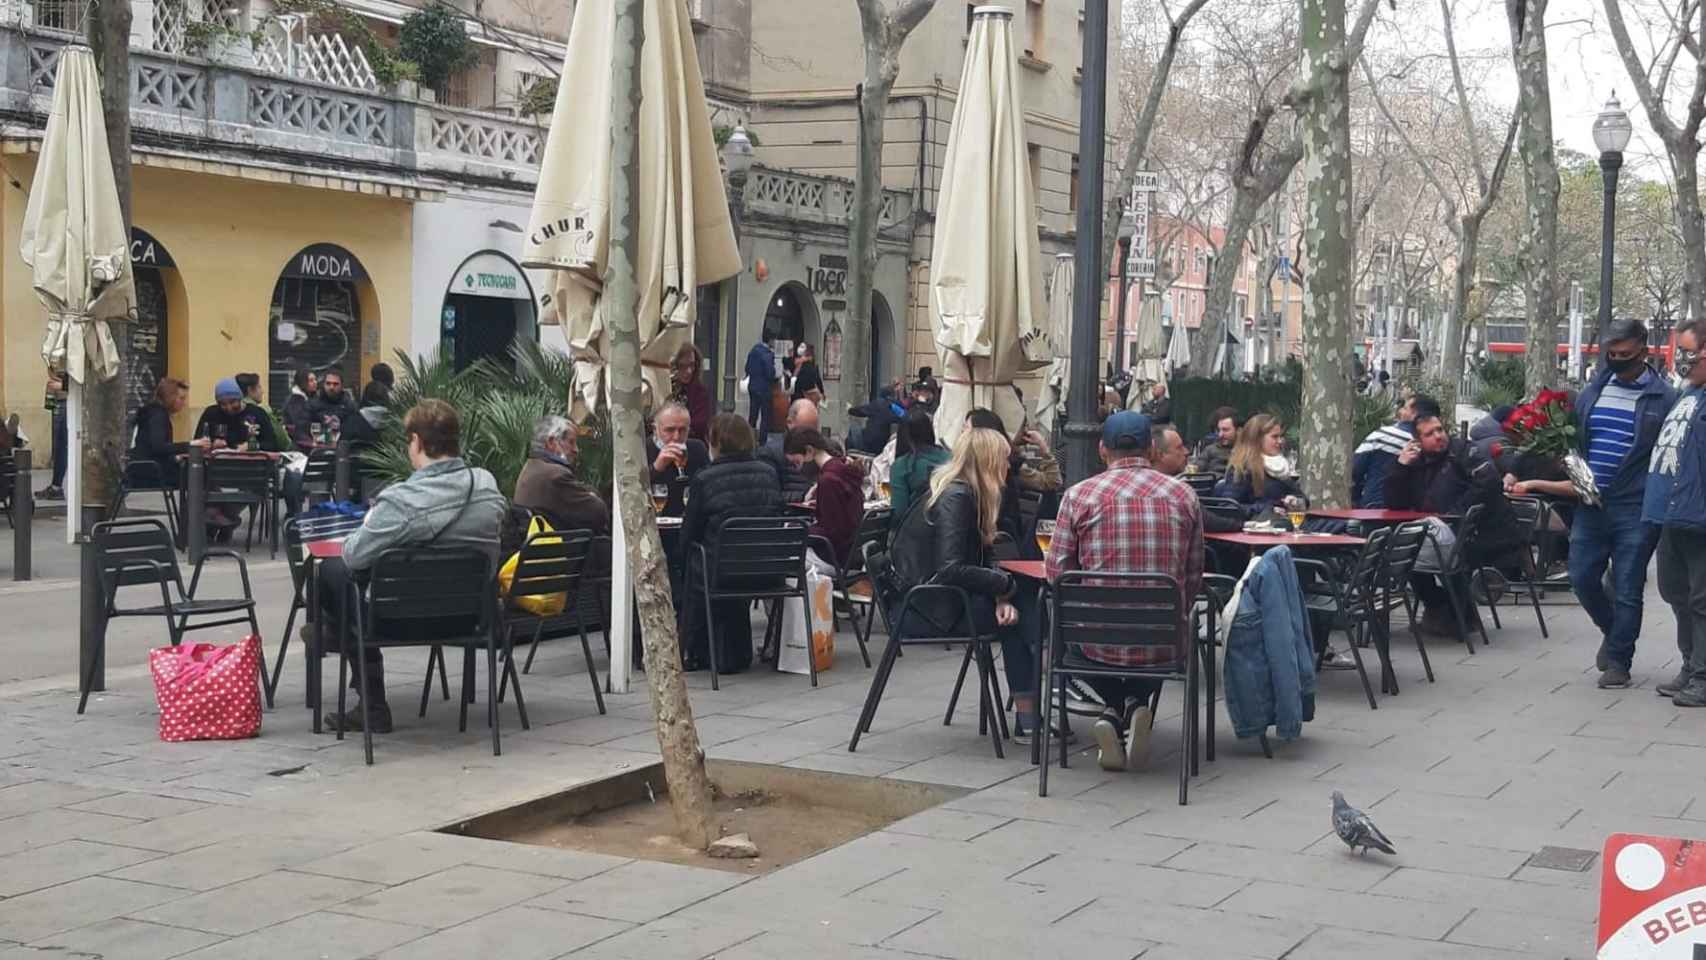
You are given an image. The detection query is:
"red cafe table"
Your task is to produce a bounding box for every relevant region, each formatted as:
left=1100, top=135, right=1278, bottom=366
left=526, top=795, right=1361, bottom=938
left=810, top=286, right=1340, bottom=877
left=1205, top=531, right=1366, bottom=550
left=1307, top=508, right=1435, bottom=523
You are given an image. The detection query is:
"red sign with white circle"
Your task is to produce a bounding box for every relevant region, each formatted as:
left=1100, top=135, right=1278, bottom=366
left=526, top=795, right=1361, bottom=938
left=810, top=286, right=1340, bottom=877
left=1599, top=833, right=1706, bottom=958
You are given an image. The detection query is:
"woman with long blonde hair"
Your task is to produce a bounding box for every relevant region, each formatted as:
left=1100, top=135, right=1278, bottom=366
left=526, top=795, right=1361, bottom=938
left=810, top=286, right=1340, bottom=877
left=890, top=426, right=1047, bottom=741
left=1215, top=413, right=1306, bottom=517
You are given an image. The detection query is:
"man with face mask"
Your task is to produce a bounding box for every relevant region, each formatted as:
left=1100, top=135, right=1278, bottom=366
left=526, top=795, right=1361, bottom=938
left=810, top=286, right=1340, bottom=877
left=1646, top=321, right=1706, bottom=705
left=1569, top=320, right=1677, bottom=689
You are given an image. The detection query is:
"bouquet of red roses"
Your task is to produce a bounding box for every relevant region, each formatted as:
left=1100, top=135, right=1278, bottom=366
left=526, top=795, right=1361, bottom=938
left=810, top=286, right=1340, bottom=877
left=1500, top=389, right=1600, bottom=505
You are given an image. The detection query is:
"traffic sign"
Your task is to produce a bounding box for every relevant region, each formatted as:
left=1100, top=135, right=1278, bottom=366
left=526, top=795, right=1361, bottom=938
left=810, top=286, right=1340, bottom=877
left=1599, top=833, right=1706, bottom=958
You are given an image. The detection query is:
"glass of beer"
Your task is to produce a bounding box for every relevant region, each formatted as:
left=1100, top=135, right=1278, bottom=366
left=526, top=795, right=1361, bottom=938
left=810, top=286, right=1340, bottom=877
left=879, top=480, right=892, bottom=501
left=1035, top=518, right=1055, bottom=555
left=1285, top=497, right=1306, bottom=532
left=651, top=484, right=669, bottom=513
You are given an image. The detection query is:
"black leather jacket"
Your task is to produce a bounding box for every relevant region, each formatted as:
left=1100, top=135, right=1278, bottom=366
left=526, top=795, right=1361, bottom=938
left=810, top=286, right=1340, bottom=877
left=890, top=480, right=1013, bottom=633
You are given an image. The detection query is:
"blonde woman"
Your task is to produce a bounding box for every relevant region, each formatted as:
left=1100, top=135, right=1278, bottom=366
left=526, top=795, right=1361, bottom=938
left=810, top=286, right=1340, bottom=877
left=890, top=427, right=1048, bottom=741
left=1213, top=413, right=1306, bottom=517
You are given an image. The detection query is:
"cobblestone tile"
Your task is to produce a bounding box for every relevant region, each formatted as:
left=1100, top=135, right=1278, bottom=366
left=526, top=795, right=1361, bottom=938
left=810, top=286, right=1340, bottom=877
left=132, top=871, right=378, bottom=936
left=0, top=839, right=162, bottom=897
left=1, top=918, right=221, bottom=960
left=172, top=911, right=430, bottom=960
left=527, top=860, right=749, bottom=924
left=332, top=865, right=567, bottom=930
left=0, top=877, right=188, bottom=942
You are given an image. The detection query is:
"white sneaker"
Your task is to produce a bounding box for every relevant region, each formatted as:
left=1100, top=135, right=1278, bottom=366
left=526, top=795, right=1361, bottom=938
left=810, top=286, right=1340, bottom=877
left=1091, top=716, right=1126, bottom=771
left=1125, top=706, right=1154, bottom=770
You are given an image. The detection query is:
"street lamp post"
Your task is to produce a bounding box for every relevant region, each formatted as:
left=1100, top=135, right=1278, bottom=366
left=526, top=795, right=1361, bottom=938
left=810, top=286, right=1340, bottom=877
left=1114, top=218, right=1134, bottom=377
left=1592, top=95, right=1633, bottom=352
left=1064, top=0, right=1111, bottom=482
left=719, top=124, right=754, bottom=412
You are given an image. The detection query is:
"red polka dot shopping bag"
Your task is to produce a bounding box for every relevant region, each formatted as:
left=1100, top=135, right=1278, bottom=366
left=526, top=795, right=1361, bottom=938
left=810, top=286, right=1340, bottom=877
left=149, top=636, right=263, bottom=742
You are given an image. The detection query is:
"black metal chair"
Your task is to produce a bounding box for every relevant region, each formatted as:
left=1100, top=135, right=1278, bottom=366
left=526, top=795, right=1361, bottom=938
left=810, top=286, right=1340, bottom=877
left=267, top=512, right=369, bottom=704
left=337, top=548, right=504, bottom=765
left=0, top=451, right=16, bottom=528
left=849, top=547, right=1007, bottom=759
left=81, top=518, right=264, bottom=714
left=1432, top=504, right=1493, bottom=649
left=1498, top=497, right=1552, bottom=638
left=112, top=459, right=180, bottom=544
left=1181, top=473, right=1221, bottom=496
left=203, top=454, right=274, bottom=554
left=1193, top=573, right=1238, bottom=771
left=497, top=528, right=606, bottom=717
left=820, top=507, right=891, bottom=669
left=692, top=516, right=814, bottom=690
left=299, top=449, right=340, bottom=506
left=1296, top=530, right=1391, bottom=710
left=1038, top=572, right=1195, bottom=803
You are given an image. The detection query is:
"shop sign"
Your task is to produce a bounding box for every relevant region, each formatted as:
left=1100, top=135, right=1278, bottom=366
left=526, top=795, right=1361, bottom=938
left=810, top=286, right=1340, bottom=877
left=130, top=228, right=175, bottom=268
left=452, top=252, right=531, bottom=301
left=822, top=319, right=843, bottom=382
left=283, top=244, right=368, bottom=281
left=1599, top=833, right=1706, bottom=958
left=806, top=253, right=848, bottom=297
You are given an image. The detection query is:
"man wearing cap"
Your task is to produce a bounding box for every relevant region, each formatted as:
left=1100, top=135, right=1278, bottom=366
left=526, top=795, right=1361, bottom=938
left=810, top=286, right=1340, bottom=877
left=1045, top=411, right=1202, bottom=773
left=193, top=378, right=257, bottom=449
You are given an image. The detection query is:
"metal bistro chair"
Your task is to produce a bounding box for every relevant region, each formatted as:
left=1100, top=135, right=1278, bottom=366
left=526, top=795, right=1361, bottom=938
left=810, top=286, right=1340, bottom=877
left=819, top=507, right=891, bottom=669
left=299, top=449, right=340, bottom=506
left=1432, top=504, right=1492, bottom=649
left=338, top=548, right=503, bottom=765
left=1192, top=573, right=1238, bottom=771
left=81, top=518, right=264, bottom=714
left=849, top=547, right=1008, bottom=759
left=1039, top=572, right=1195, bottom=804
left=267, top=512, right=372, bottom=704
left=112, top=459, right=180, bottom=544
left=202, top=454, right=275, bottom=554
left=498, top=528, right=607, bottom=718
left=0, top=450, right=16, bottom=528
left=1497, top=497, right=1551, bottom=638
left=692, top=516, right=814, bottom=690
left=1181, top=472, right=1222, bottom=496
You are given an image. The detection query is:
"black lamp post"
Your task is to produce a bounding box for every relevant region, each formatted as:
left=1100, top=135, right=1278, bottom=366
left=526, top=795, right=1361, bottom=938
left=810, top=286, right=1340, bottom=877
left=719, top=124, right=754, bottom=412
left=1592, top=95, right=1633, bottom=345
left=1113, top=217, right=1135, bottom=377
left=1064, top=0, right=1111, bottom=482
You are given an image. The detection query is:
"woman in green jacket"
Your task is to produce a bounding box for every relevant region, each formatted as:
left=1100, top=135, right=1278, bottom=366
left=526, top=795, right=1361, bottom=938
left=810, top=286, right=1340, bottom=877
left=888, top=408, right=949, bottom=526
left=236, top=372, right=290, bottom=452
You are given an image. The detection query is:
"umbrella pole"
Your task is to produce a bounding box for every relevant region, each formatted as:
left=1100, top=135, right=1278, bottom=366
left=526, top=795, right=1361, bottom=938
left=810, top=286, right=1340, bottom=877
left=1064, top=0, right=1112, bottom=484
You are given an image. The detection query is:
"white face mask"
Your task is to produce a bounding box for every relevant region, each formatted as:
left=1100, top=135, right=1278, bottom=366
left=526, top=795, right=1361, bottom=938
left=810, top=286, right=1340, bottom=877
left=797, top=346, right=808, bottom=358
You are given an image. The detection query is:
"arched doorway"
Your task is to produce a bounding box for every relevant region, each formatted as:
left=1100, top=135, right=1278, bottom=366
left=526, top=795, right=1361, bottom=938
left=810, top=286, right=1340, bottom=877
left=269, top=244, right=368, bottom=404
left=440, top=251, right=538, bottom=372
left=761, top=281, right=817, bottom=358
left=870, top=291, right=894, bottom=392
left=126, top=227, right=180, bottom=416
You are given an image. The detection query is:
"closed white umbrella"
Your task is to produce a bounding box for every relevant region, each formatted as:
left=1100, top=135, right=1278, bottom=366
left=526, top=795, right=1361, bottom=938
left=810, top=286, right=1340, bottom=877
left=522, top=0, right=738, bottom=694
left=1165, top=316, right=1192, bottom=372
left=932, top=5, right=1047, bottom=446
left=19, top=44, right=136, bottom=539
left=1035, top=253, right=1073, bottom=422
left=1130, top=292, right=1167, bottom=385
left=522, top=0, right=739, bottom=415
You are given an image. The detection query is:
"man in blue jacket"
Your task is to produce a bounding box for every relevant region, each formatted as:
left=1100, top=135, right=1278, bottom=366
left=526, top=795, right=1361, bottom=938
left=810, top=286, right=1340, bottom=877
left=1573, top=320, right=1678, bottom=689
left=744, top=339, right=776, bottom=435
left=1647, top=320, right=1706, bottom=705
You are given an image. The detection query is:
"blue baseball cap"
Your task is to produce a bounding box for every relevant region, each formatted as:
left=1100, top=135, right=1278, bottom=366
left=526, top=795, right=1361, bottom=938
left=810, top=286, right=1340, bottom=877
left=1101, top=410, right=1153, bottom=450
left=214, top=377, right=242, bottom=401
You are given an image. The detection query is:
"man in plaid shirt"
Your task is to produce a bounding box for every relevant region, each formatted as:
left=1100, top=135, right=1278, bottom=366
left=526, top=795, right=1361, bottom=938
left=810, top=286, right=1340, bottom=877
left=1045, top=411, right=1204, bottom=771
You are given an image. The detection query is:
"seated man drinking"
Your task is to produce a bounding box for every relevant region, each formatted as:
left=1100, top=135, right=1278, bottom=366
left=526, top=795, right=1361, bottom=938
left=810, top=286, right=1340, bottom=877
left=316, top=400, right=507, bottom=733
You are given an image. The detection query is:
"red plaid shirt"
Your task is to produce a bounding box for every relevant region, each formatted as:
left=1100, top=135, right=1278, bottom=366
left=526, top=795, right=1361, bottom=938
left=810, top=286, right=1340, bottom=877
left=1044, top=458, right=1203, bottom=666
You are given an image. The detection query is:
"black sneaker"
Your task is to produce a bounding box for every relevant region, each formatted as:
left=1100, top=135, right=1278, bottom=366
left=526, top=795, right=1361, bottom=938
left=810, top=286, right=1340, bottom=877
left=1658, top=671, right=1691, bottom=698
left=1011, top=715, right=1075, bottom=746
left=34, top=485, right=63, bottom=500
left=1597, top=667, right=1632, bottom=690
left=1595, top=644, right=1610, bottom=673
left=1674, top=681, right=1706, bottom=708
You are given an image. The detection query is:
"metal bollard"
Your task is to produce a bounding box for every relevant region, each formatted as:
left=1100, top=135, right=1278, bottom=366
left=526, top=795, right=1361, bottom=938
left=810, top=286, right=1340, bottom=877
left=334, top=447, right=351, bottom=503
left=187, top=444, right=207, bottom=564
left=12, top=449, right=30, bottom=581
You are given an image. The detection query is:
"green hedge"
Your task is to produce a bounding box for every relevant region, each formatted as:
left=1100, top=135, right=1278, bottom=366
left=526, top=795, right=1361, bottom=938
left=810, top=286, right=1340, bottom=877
left=1169, top=377, right=1302, bottom=444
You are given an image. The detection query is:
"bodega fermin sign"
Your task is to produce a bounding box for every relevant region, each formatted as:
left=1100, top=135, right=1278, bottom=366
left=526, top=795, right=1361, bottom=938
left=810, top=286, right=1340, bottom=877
left=1599, top=834, right=1706, bottom=957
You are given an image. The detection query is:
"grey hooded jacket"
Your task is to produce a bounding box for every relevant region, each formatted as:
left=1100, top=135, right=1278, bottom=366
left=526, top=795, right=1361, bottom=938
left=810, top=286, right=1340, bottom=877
left=343, top=457, right=507, bottom=572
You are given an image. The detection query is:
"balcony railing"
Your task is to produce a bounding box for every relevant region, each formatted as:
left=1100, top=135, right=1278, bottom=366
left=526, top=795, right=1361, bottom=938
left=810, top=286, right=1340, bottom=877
left=1, top=28, right=545, bottom=185
left=742, top=166, right=913, bottom=230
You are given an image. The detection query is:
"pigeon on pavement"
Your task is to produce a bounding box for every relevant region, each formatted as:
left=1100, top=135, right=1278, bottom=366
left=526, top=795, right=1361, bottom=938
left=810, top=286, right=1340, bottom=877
left=1332, top=790, right=1396, bottom=856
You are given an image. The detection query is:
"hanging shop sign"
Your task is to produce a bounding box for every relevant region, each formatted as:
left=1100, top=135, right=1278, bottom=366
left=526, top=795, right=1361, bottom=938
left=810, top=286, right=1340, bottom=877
left=806, top=253, right=848, bottom=298
left=282, top=243, right=369, bottom=281
left=822, top=318, right=843, bottom=381
left=130, top=228, right=175, bottom=268
left=452, top=252, right=531, bottom=301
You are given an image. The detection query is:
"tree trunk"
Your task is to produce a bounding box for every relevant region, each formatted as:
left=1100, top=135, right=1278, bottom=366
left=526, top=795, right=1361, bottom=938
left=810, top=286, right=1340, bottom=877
left=83, top=0, right=132, bottom=514
left=1297, top=0, right=1356, bottom=507
left=1441, top=220, right=1479, bottom=391
left=606, top=0, right=716, bottom=851
left=848, top=0, right=936, bottom=411
left=1508, top=0, right=1560, bottom=395
left=1673, top=142, right=1706, bottom=325
left=1186, top=143, right=1301, bottom=375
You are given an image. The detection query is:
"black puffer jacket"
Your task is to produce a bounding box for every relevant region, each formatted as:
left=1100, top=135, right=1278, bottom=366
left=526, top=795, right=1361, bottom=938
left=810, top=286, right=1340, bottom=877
left=1384, top=437, right=1524, bottom=561
left=683, top=453, right=784, bottom=564
left=890, top=480, right=1014, bottom=634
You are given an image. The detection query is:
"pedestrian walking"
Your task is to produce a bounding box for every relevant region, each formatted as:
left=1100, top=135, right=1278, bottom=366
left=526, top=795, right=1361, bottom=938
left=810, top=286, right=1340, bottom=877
left=1646, top=319, right=1706, bottom=705
left=1570, top=320, right=1676, bottom=689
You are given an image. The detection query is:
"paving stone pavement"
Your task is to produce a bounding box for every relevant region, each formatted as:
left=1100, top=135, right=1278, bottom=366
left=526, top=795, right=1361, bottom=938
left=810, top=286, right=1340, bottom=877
left=0, top=560, right=1697, bottom=959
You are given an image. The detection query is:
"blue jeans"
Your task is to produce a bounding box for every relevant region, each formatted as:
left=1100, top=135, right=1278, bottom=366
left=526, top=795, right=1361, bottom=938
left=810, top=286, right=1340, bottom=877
left=1568, top=505, right=1659, bottom=670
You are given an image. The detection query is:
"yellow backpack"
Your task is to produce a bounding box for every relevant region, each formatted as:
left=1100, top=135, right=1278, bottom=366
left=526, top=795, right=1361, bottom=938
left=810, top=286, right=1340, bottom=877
left=497, top=516, right=568, bottom=616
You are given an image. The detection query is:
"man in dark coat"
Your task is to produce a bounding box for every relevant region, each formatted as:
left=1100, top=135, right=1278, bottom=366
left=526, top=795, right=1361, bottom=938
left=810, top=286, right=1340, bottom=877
left=514, top=416, right=610, bottom=535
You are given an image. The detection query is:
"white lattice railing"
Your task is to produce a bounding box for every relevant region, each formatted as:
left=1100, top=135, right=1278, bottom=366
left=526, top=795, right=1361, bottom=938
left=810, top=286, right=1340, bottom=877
left=744, top=167, right=912, bottom=228
left=254, top=18, right=378, bottom=92
left=429, top=110, right=542, bottom=167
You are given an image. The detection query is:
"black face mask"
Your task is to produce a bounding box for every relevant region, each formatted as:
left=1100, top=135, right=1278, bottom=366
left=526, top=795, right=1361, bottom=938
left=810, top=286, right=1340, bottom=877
left=1606, top=354, right=1643, bottom=376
